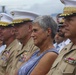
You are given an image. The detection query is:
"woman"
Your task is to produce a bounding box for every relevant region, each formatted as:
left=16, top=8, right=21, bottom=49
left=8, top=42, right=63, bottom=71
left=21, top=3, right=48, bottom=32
left=16, top=15, right=58, bottom=75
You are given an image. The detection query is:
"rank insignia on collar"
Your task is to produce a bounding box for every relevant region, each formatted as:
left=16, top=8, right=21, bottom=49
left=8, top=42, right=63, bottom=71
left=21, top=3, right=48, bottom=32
left=64, top=57, right=76, bottom=65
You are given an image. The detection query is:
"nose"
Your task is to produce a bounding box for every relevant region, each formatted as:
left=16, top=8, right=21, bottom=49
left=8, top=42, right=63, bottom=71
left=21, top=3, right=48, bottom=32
left=55, top=34, right=59, bottom=38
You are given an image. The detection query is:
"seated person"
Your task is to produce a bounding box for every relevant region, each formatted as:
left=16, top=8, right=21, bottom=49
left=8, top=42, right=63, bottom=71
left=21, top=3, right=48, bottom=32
left=15, top=15, right=58, bottom=75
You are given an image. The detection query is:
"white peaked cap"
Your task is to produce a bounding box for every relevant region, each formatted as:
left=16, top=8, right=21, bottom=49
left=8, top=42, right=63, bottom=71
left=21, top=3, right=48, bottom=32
left=0, top=13, right=13, bottom=26
left=61, top=0, right=76, bottom=7
left=60, top=0, right=76, bottom=17
left=10, top=10, right=39, bottom=24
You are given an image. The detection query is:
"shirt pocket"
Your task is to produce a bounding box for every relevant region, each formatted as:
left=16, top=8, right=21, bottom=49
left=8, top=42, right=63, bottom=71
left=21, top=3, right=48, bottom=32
left=62, top=64, right=75, bottom=75
left=0, top=55, right=7, bottom=68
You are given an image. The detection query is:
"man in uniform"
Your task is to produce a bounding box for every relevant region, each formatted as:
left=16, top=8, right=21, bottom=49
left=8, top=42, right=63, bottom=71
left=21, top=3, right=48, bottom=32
left=47, top=0, right=76, bottom=75
left=6, top=10, right=39, bottom=75
left=54, top=16, right=70, bottom=53
left=0, top=13, right=22, bottom=75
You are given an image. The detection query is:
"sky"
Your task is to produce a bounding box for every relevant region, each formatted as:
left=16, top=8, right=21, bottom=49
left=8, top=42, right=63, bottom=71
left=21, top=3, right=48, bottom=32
left=0, top=0, right=64, bottom=16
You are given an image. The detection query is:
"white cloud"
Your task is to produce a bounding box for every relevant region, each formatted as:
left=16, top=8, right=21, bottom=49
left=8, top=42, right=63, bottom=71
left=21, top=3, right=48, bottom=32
left=0, top=0, right=64, bottom=15
left=0, top=0, right=47, bottom=6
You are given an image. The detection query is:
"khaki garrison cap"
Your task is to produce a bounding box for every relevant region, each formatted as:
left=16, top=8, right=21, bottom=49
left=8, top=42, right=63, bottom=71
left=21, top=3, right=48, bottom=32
left=0, top=13, right=13, bottom=26
left=10, top=10, right=39, bottom=24
left=60, top=0, right=76, bottom=17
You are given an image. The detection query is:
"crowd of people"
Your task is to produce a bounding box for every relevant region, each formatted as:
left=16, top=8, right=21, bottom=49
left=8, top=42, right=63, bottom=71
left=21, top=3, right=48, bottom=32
left=0, top=0, right=76, bottom=75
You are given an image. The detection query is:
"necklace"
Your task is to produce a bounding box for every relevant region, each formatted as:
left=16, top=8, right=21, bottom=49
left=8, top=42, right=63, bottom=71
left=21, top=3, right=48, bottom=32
left=37, top=45, right=54, bottom=56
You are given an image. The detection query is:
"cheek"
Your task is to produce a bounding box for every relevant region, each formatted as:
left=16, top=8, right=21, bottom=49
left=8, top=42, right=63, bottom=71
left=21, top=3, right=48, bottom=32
left=3, top=31, right=8, bottom=35
left=3, top=32, right=11, bottom=39
left=71, top=27, right=76, bottom=35
left=37, top=31, right=45, bottom=37
left=39, top=32, right=47, bottom=41
left=18, top=28, right=23, bottom=34
left=69, top=26, right=75, bottom=32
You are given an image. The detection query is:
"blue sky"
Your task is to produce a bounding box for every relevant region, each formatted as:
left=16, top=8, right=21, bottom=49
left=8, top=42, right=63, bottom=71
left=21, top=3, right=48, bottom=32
left=0, top=0, right=64, bottom=15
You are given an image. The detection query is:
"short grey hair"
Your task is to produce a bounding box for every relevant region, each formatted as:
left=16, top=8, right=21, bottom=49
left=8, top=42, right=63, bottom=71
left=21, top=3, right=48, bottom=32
left=33, top=15, right=58, bottom=38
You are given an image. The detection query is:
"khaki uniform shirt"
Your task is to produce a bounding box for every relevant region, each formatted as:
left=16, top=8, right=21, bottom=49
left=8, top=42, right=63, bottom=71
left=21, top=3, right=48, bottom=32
left=8, top=38, right=39, bottom=75
left=0, top=39, right=22, bottom=75
left=47, top=42, right=76, bottom=75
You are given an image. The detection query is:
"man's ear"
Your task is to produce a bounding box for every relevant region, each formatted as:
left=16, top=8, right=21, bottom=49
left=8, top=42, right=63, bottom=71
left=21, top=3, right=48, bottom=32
left=28, top=22, right=32, bottom=32
left=11, top=27, right=16, bottom=35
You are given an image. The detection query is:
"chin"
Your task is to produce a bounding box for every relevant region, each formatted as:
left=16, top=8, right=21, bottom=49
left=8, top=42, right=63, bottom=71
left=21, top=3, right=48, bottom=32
left=34, top=42, right=39, bottom=46
left=65, top=34, right=70, bottom=38
left=16, top=37, right=21, bottom=40
left=16, top=37, right=19, bottom=39
left=34, top=42, right=37, bottom=46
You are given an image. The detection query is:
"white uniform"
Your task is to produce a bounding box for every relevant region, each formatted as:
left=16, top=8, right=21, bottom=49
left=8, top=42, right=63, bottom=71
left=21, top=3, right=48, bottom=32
left=0, top=45, right=6, bottom=53
left=54, top=39, right=71, bottom=53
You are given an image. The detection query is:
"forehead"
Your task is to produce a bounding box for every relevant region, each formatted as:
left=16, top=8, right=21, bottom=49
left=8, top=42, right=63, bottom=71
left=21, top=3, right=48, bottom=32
left=0, top=26, right=6, bottom=29
left=64, top=15, right=76, bottom=19
left=0, top=26, right=3, bottom=28
left=0, top=26, right=11, bottom=30
left=14, top=22, right=29, bottom=28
